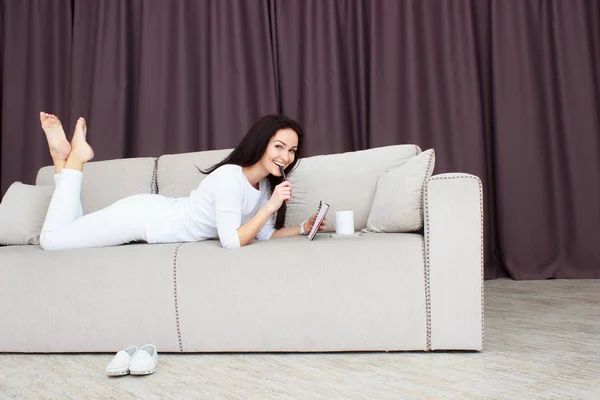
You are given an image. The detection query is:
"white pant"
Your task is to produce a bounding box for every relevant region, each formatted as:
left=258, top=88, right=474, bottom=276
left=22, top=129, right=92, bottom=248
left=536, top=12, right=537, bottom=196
left=40, top=169, right=173, bottom=251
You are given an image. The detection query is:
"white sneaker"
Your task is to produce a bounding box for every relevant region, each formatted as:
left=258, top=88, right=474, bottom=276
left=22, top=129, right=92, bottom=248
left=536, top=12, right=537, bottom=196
left=105, top=346, right=138, bottom=377
left=129, top=344, right=158, bottom=375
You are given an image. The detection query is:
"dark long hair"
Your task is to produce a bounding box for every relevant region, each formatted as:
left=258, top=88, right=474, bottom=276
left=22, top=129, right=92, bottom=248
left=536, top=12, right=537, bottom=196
left=200, top=114, right=305, bottom=229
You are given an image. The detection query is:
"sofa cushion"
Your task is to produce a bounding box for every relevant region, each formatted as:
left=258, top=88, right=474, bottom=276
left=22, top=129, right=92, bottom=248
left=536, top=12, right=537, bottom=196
left=36, top=157, right=157, bottom=214
left=0, top=182, right=53, bottom=245
left=366, top=149, right=436, bottom=232
left=0, top=243, right=182, bottom=352
left=285, top=145, right=421, bottom=232
left=174, top=233, right=427, bottom=351
left=156, top=149, right=233, bottom=197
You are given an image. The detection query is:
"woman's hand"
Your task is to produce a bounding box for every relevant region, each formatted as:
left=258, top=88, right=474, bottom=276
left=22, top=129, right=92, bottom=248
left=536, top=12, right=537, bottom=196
left=267, top=181, right=293, bottom=213
left=304, top=213, right=328, bottom=233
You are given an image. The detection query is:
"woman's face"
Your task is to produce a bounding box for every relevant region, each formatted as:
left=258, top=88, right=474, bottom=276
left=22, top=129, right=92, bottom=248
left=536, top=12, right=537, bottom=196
left=260, top=128, right=299, bottom=177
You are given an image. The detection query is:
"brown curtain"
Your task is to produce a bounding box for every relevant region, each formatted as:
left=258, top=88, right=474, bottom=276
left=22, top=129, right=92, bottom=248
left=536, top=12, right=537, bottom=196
left=1, top=0, right=72, bottom=193
left=68, top=0, right=279, bottom=159
left=490, top=0, right=600, bottom=279
left=1, top=0, right=599, bottom=280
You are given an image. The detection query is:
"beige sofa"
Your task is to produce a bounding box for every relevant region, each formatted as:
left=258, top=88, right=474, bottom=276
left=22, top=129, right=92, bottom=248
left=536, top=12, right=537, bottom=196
left=0, top=145, right=484, bottom=353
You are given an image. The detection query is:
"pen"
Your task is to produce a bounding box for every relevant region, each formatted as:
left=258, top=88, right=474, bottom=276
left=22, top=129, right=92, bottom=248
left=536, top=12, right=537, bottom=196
left=279, top=165, right=287, bottom=181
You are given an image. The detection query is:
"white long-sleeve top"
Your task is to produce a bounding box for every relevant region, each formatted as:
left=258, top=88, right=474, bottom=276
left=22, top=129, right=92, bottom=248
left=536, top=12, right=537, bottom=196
left=145, top=164, right=275, bottom=249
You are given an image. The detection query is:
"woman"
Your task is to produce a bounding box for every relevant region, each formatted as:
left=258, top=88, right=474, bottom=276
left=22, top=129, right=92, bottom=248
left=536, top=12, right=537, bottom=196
left=38, top=112, right=326, bottom=250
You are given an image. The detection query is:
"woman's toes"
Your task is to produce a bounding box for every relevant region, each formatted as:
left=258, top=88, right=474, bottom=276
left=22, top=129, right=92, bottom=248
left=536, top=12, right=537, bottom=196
left=40, top=112, right=70, bottom=160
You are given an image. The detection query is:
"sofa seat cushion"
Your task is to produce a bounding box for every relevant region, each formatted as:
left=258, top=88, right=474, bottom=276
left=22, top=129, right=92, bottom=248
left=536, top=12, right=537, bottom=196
left=174, top=232, right=427, bottom=352
left=0, top=243, right=181, bottom=352
left=36, top=157, right=157, bottom=214
left=285, top=145, right=421, bottom=232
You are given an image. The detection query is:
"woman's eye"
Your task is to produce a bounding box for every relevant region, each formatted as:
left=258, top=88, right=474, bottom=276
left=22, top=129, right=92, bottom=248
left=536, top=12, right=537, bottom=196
left=275, top=145, right=282, bottom=149
left=290, top=149, right=296, bottom=153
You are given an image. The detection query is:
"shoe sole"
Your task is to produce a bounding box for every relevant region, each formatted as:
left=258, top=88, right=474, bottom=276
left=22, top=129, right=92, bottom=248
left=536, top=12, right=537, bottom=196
left=106, top=371, right=129, bottom=377
left=129, top=369, right=156, bottom=376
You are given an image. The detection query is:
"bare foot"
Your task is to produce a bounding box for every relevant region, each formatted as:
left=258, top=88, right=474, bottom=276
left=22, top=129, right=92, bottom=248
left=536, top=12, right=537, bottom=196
left=69, top=117, right=94, bottom=163
left=40, top=112, right=71, bottom=161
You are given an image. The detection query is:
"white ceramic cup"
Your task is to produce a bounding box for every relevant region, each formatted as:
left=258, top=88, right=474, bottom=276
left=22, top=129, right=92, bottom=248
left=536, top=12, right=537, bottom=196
left=335, top=210, right=355, bottom=235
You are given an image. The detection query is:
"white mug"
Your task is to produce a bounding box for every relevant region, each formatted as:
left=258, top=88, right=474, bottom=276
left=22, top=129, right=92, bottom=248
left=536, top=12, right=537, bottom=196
left=335, top=210, right=355, bottom=235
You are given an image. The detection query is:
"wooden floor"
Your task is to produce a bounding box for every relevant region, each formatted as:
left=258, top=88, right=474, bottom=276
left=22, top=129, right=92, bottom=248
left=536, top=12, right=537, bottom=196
left=1, top=279, right=599, bottom=399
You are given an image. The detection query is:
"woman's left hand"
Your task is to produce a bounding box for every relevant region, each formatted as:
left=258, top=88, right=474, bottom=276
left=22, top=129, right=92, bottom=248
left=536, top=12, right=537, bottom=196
left=305, top=213, right=328, bottom=233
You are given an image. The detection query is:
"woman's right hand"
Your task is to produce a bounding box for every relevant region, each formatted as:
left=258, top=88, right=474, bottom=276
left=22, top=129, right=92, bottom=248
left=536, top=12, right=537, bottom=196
left=267, top=181, right=293, bottom=212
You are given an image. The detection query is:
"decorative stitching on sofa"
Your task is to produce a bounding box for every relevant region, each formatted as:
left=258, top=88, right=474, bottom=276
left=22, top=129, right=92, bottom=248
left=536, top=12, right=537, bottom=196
left=418, top=150, right=436, bottom=350
left=476, top=178, right=485, bottom=346
left=420, top=233, right=430, bottom=351
left=423, top=183, right=432, bottom=351
left=151, top=159, right=158, bottom=194
left=425, top=174, right=485, bottom=348
left=415, top=150, right=435, bottom=232
left=414, top=145, right=421, bottom=155
left=173, top=244, right=184, bottom=351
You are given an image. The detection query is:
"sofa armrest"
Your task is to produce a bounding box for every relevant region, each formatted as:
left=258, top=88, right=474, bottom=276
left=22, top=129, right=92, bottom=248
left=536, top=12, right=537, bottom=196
left=423, top=173, right=484, bottom=351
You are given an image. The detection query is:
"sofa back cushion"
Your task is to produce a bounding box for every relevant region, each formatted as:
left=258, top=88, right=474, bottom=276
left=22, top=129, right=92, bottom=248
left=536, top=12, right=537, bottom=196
left=156, top=149, right=233, bottom=197
left=36, top=157, right=157, bottom=214
left=285, top=145, right=421, bottom=232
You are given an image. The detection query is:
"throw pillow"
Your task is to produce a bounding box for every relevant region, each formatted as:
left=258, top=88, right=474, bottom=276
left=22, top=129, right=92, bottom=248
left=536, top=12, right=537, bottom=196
left=0, top=182, right=54, bottom=245
left=366, top=149, right=435, bottom=232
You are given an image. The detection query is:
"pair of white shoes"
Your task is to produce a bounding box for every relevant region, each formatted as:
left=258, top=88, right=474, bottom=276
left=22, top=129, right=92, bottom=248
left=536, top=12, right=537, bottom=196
left=105, top=344, right=158, bottom=376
